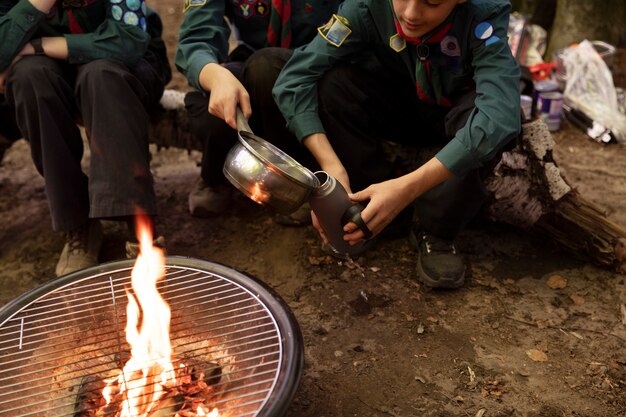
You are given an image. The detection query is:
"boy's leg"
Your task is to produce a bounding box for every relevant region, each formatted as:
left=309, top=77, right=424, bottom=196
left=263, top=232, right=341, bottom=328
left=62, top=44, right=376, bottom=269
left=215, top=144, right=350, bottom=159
left=6, top=57, right=89, bottom=232
left=184, top=62, right=244, bottom=217
left=75, top=59, right=160, bottom=221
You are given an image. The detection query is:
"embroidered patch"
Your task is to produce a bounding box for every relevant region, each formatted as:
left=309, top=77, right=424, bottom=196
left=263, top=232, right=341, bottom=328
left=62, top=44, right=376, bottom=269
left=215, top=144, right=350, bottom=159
left=389, top=33, right=406, bottom=52
left=183, top=0, right=206, bottom=13
left=474, top=21, right=493, bottom=40
left=440, top=35, right=460, bottom=57
left=318, top=14, right=351, bottom=47
left=239, top=2, right=252, bottom=17
left=254, top=0, right=269, bottom=16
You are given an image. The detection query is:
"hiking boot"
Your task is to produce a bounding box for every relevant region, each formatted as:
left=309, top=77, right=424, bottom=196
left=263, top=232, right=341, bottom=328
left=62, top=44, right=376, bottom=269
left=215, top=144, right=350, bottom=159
left=188, top=177, right=232, bottom=217
left=55, top=220, right=103, bottom=277
left=125, top=235, right=166, bottom=259
left=409, top=227, right=466, bottom=289
left=273, top=202, right=312, bottom=227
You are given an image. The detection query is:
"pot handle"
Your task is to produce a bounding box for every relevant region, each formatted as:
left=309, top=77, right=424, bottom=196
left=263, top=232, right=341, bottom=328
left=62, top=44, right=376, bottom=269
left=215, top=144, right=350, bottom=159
left=341, top=204, right=373, bottom=240
left=236, top=107, right=253, bottom=133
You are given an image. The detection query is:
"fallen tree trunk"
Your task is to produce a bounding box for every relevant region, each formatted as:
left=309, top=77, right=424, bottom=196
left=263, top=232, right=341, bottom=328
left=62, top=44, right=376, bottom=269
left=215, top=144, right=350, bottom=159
left=149, top=89, right=626, bottom=270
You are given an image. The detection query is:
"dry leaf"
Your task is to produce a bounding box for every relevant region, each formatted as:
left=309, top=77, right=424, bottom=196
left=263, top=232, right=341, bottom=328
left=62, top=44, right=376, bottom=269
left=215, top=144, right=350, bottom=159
left=526, top=349, right=548, bottom=362
left=569, top=293, right=585, bottom=305
left=546, top=275, right=567, bottom=289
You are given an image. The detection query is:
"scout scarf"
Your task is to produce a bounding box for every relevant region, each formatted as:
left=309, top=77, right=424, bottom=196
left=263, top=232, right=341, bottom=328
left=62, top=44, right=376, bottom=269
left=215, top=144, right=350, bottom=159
left=267, top=0, right=292, bottom=48
left=389, top=1, right=456, bottom=106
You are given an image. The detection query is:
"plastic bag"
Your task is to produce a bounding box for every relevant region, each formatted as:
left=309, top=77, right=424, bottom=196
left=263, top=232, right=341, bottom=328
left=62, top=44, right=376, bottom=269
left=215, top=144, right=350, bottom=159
left=562, top=40, right=626, bottom=144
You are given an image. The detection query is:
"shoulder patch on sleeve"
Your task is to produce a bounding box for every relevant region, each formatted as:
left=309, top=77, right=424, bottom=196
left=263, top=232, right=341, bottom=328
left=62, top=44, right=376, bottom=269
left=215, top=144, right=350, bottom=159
left=317, top=14, right=352, bottom=47
left=184, top=0, right=206, bottom=13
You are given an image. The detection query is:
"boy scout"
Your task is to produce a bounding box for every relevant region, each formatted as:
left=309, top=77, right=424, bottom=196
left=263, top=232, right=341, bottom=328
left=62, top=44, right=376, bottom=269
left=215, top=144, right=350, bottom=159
left=273, top=0, right=521, bottom=288
left=1, top=0, right=170, bottom=275
left=175, top=0, right=342, bottom=219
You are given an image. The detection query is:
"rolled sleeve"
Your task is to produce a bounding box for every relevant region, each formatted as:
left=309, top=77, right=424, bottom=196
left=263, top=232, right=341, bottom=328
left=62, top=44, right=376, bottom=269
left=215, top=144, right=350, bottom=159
left=0, top=0, right=46, bottom=70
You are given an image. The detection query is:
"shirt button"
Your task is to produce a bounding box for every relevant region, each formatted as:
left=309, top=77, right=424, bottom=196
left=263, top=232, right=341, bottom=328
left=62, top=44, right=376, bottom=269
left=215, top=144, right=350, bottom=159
left=27, top=14, right=35, bottom=22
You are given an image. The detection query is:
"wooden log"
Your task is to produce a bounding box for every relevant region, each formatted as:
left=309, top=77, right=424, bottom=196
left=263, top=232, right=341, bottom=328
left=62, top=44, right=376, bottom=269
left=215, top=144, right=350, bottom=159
left=149, top=90, right=626, bottom=270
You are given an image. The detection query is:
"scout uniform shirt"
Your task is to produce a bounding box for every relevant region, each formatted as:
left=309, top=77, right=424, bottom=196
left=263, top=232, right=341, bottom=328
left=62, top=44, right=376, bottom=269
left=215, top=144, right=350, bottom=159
left=175, top=0, right=343, bottom=92
left=273, top=0, right=521, bottom=178
left=0, top=0, right=152, bottom=71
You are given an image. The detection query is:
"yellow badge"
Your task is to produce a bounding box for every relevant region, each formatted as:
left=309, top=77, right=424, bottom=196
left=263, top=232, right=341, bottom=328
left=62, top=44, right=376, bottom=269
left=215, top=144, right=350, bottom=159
left=389, top=33, right=406, bottom=52
left=183, top=0, right=206, bottom=13
left=317, top=14, right=352, bottom=47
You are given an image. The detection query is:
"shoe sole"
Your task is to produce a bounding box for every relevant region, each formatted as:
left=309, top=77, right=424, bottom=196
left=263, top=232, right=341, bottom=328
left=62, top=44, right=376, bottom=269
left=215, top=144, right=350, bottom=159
left=416, top=252, right=465, bottom=289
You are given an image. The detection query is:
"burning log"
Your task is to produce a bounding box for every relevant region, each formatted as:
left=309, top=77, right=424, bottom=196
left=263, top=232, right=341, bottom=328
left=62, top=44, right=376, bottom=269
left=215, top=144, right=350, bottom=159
left=74, top=359, right=222, bottom=417
left=148, top=90, right=626, bottom=270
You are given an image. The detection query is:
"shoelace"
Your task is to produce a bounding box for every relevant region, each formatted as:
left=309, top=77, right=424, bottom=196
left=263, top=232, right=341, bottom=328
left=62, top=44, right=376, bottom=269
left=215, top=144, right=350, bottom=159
left=421, top=233, right=457, bottom=255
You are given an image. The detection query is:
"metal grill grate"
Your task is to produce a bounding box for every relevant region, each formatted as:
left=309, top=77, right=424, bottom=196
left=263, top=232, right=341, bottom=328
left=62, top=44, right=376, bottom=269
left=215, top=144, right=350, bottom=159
left=0, top=257, right=302, bottom=417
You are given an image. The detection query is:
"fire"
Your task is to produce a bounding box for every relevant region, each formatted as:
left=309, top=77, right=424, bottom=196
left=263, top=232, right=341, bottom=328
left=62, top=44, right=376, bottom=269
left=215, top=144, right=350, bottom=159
left=249, top=182, right=269, bottom=204
left=99, top=214, right=220, bottom=417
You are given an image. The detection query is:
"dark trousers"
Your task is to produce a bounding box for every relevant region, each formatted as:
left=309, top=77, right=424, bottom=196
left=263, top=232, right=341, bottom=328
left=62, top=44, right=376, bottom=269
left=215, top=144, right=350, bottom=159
left=185, top=47, right=316, bottom=187
left=6, top=56, right=165, bottom=232
left=317, top=63, right=515, bottom=240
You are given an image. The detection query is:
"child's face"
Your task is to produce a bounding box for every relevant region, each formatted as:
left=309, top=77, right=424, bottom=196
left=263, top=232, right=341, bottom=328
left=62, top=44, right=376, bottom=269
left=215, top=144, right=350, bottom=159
left=392, top=0, right=466, bottom=38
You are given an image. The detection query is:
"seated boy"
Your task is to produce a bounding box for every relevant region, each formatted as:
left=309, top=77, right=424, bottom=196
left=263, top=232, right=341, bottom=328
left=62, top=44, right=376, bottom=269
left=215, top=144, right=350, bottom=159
left=273, top=0, right=521, bottom=288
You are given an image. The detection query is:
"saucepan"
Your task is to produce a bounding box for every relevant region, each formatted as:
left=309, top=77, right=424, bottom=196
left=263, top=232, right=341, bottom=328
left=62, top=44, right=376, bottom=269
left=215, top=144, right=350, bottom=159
left=223, top=108, right=320, bottom=214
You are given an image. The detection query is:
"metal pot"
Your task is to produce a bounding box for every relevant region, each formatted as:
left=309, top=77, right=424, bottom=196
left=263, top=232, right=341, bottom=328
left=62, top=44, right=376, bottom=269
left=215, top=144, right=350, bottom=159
left=223, top=110, right=319, bottom=214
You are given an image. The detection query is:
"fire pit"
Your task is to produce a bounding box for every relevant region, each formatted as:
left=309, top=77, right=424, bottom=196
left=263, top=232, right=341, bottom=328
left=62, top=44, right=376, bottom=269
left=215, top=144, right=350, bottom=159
left=0, top=257, right=303, bottom=417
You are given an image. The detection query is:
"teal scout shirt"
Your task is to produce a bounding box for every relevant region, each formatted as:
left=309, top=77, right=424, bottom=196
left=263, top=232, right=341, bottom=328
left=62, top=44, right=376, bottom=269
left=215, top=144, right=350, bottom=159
left=0, top=0, right=152, bottom=71
left=273, top=0, right=521, bottom=177
left=175, top=0, right=343, bottom=92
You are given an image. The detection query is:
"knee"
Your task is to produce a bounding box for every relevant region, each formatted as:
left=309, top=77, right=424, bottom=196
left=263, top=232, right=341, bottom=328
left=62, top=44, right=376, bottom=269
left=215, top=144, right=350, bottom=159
left=6, top=57, right=59, bottom=101
left=241, top=48, right=291, bottom=90
left=318, top=63, right=359, bottom=109
left=75, top=59, right=128, bottom=91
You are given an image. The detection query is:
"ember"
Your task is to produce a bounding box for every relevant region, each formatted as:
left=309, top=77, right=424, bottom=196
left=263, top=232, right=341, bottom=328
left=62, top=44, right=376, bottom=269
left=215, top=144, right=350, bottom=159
left=74, top=359, right=222, bottom=417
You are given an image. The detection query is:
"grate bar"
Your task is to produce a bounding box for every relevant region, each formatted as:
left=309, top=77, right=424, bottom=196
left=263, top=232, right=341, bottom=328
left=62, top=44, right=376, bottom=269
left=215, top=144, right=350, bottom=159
left=0, top=338, right=280, bottom=400
left=0, top=299, right=267, bottom=356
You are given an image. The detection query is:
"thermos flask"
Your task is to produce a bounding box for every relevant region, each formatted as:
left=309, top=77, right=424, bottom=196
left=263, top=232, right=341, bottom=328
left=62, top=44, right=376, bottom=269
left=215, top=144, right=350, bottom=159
left=309, top=171, right=373, bottom=259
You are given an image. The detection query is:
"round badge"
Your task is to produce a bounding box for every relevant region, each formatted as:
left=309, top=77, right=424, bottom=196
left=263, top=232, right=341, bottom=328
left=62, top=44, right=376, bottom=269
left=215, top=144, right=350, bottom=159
left=111, top=5, right=123, bottom=20
left=474, top=22, right=493, bottom=40
left=140, top=17, right=147, bottom=31
left=123, top=11, right=139, bottom=26
left=485, top=35, right=501, bottom=46
left=126, top=0, right=141, bottom=11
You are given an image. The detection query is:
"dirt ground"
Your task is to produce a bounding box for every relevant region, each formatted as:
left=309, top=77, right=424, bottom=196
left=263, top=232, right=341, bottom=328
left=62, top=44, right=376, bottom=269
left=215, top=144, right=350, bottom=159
left=1, top=3, right=626, bottom=417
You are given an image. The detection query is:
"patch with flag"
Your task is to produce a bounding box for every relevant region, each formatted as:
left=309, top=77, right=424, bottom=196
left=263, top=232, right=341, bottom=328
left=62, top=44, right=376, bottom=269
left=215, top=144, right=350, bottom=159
left=183, top=0, right=206, bottom=12
left=318, top=14, right=351, bottom=47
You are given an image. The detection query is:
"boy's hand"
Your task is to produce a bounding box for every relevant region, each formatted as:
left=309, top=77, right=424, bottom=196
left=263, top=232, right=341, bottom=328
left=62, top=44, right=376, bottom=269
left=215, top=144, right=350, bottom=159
left=198, top=63, right=252, bottom=130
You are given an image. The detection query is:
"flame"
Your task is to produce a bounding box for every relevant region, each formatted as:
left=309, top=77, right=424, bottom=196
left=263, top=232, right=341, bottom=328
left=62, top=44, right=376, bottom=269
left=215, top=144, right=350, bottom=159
left=249, top=182, right=269, bottom=204
left=107, top=214, right=174, bottom=416
left=98, top=213, right=221, bottom=416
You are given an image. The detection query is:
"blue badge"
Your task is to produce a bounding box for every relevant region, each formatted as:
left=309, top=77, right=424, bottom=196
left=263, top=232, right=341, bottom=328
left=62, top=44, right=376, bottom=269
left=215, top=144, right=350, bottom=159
left=474, top=22, right=493, bottom=40
left=485, top=35, right=500, bottom=46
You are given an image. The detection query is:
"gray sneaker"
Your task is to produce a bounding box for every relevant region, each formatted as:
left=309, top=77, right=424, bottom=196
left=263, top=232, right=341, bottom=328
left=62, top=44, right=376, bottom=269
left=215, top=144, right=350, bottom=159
left=409, top=227, right=465, bottom=289
left=188, top=177, right=232, bottom=218
left=55, top=220, right=103, bottom=277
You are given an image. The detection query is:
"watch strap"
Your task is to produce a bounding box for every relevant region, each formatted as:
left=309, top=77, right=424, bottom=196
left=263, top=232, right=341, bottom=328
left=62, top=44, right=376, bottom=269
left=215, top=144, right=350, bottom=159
left=31, top=38, right=45, bottom=56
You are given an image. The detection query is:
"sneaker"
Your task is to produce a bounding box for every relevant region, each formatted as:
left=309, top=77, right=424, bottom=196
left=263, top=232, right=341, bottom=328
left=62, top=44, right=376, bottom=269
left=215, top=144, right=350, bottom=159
left=273, top=202, right=312, bottom=227
left=55, top=220, right=103, bottom=277
left=409, top=227, right=466, bottom=289
left=125, top=235, right=166, bottom=259
left=188, top=177, right=232, bottom=218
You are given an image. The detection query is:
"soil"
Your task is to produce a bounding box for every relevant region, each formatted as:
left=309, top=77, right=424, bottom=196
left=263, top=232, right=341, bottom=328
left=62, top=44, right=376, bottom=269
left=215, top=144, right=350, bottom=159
left=1, top=4, right=626, bottom=417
